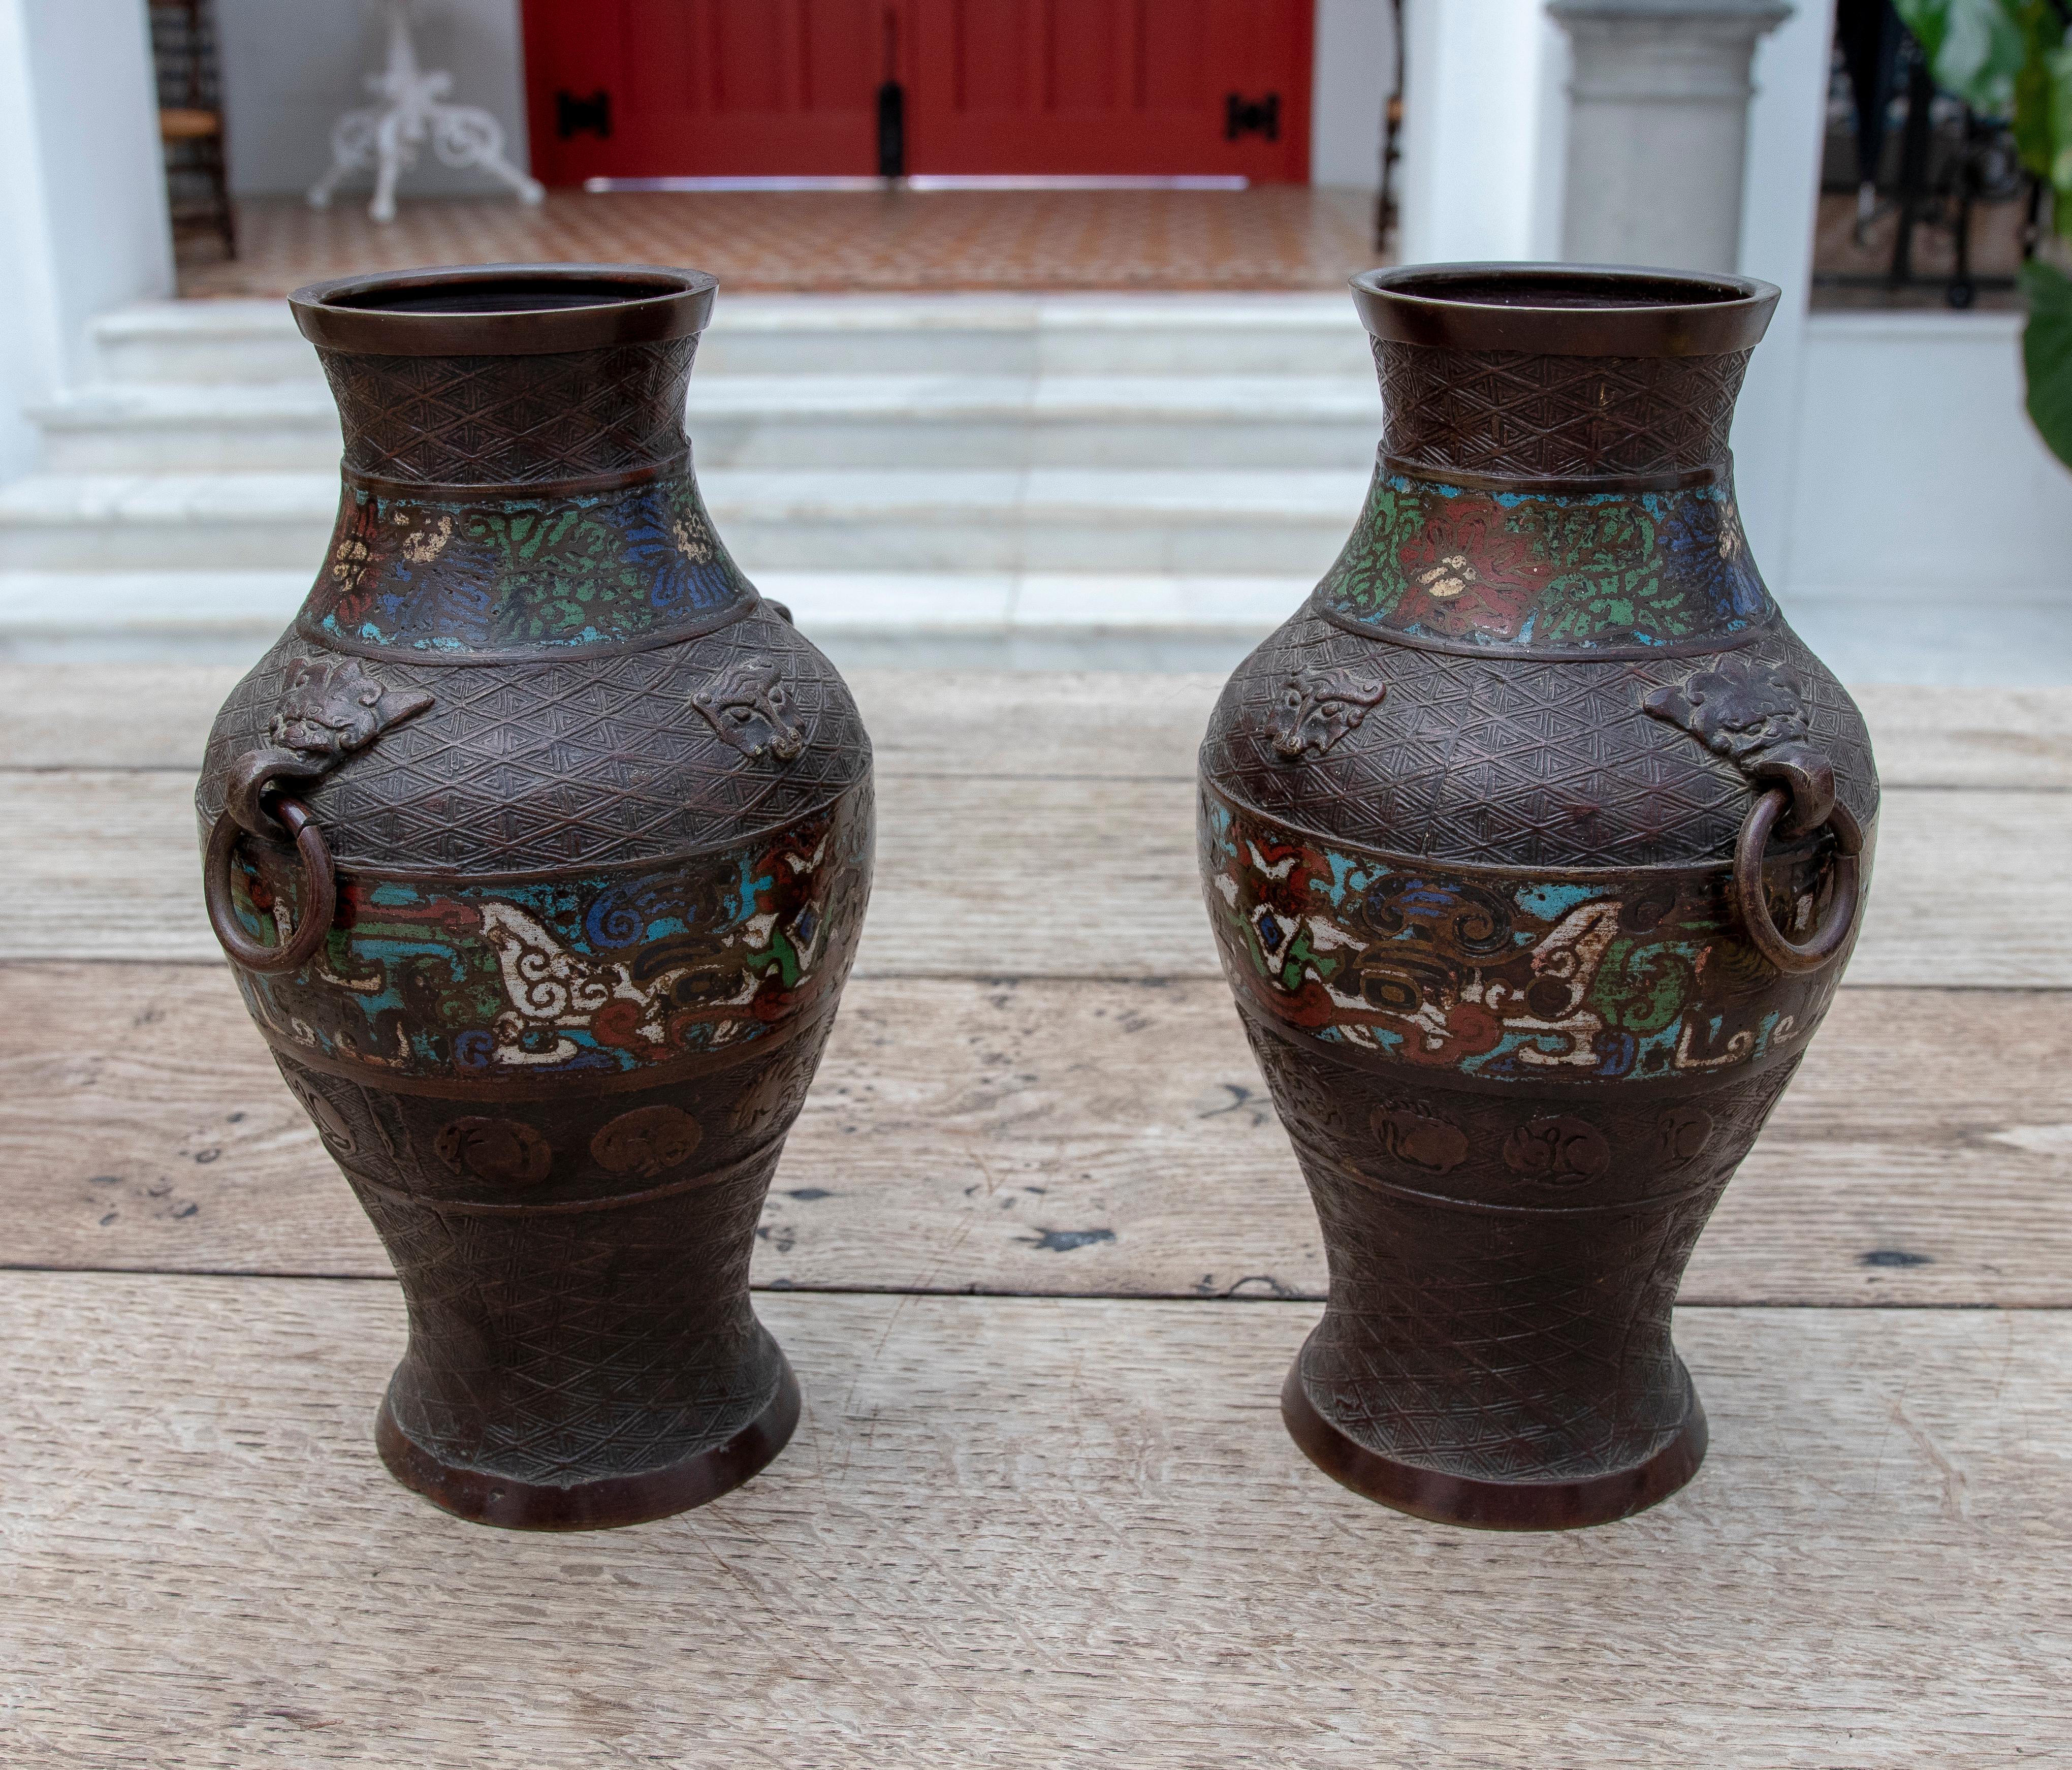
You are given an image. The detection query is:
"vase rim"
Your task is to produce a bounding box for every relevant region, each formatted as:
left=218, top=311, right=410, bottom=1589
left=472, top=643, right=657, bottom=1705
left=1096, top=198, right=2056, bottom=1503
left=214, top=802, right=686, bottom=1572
left=290, top=262, right=718, bottom=357
left=1351, top=263, right=1778, bottom=358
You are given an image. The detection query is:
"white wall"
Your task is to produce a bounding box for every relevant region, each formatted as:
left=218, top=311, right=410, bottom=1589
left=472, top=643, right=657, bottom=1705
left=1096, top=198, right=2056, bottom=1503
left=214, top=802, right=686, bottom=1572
left=1389, top=0, right=1847, bottom=597
left=1310, top=0, right=1396, bottom=191
left=1397, top=0, right=1568, bottom=262
left=216, top=0, right=530, bottom=198
left=1732, top=0, right=1834, bottom=579
left=1788, top=312, right=2072, bottom=592
left=0, top=0, right=173, bottom=481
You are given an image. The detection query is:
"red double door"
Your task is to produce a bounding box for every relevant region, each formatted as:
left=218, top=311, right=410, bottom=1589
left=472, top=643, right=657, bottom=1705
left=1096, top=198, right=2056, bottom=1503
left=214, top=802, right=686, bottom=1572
left=521, top=0, right=1313, bottom=184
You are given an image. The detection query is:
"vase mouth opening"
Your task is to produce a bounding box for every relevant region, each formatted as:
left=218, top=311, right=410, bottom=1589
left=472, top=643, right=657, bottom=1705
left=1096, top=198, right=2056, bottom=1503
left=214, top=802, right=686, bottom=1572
left=1352, top=262, right=1778, bottom=358
left=290, top=263, right=718, bottom=357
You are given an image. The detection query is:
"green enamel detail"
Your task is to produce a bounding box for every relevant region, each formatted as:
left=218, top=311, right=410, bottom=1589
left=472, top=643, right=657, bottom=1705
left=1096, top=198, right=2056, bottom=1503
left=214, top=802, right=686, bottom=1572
left=1315, top=470, right=1776, bottom=651
left=308, top=472, right=753, bottom=652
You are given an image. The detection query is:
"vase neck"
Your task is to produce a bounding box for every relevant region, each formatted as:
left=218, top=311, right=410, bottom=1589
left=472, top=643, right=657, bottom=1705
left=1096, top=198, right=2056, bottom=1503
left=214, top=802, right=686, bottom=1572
left=1321, top=265, right=1780, bottom=656
left=1372, top=338, right=1751, bottom=492
left=316, top=337, right=699, bottom=497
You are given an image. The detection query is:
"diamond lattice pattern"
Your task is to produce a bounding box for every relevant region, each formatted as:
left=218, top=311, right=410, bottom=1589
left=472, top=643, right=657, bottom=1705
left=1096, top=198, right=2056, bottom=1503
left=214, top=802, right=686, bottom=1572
left=1202, top=612, right=1877, bottom=870
left=199, top=610, right=871, bottom=873
left=1375, top=342, right=1751, bottom=479
left=358, top=1155, right=786, bottom=1482
left=321, top=338, right=697, bottom=486
left=1283, top=1058, right=1801, bottom=1482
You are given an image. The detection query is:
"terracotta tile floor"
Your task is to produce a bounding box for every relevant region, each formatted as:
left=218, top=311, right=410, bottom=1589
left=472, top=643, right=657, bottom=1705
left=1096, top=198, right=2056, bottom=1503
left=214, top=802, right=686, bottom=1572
left=1809, top=188, right=2028, bottom=311
left=177, top=187, right=1384, bottom=298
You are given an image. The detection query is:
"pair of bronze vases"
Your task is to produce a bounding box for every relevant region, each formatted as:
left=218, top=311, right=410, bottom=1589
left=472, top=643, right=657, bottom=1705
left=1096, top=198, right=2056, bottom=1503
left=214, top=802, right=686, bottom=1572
left=199, top=263, right=1874, bottom=1532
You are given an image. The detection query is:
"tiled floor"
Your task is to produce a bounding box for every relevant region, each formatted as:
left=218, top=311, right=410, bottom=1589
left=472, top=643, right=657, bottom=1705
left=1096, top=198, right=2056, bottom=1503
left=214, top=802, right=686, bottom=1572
left=177, top=187, right=1384, bottom=298
left=1809, top=188, right=2029, bottom=311
left=189, top=187, right=2031, bottom=310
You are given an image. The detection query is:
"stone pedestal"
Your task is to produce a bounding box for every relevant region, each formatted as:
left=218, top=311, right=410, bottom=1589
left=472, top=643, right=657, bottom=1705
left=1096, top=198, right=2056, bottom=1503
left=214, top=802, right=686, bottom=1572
left=1551, top=0, right=1791, bottom=272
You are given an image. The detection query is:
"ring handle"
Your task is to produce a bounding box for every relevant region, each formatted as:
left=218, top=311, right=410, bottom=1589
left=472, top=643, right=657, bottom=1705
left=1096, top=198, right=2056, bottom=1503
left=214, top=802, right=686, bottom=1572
left=205, top=796, right=337, bottom=974
left=1731, top=787, right=1863, bottom=975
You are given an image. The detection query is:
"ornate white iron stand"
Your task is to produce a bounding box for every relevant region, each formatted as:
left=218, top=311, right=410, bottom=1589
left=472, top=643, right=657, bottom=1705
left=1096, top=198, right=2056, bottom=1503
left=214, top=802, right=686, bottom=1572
left=308, top=0, right=545, bottom=223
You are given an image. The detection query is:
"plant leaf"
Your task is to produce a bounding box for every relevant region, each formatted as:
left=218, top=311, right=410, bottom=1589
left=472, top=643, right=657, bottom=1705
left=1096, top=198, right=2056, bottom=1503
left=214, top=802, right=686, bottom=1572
left=2020, top=258, right=2072, bottom=470
left=2013, top=0, right=2059, bottom=175
left=1896, top=0, right=2028, bottom=113
left=1893, top=0, right=1949, bottom=60
left=1893, top=0, right=1952, bottom=75
left=2052, top=37, right=2072, bottom=233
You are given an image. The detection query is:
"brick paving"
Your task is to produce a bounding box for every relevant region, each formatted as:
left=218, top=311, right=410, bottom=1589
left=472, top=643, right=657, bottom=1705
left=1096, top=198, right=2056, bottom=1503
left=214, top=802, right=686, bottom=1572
left=178, top=187, right=1383, bottom=298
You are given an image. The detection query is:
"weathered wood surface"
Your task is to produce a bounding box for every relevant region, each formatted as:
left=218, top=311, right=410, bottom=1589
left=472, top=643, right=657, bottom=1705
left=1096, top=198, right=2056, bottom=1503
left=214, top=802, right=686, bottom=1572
left=7, top=665, right=2072, bottom=791
left=7, top=962, right=2064, bottom=1307
left=0, top=661, right=242, bottom=771
left=0, top=1276, right=2065, bottom=1768
left=1854, top=682, right=2072, bottom=790
left=0, top=768, right=1209, bottom=974
left=4, top=765, right=2065, bottom=988
left=4, top=663, right=2066, bottom=1758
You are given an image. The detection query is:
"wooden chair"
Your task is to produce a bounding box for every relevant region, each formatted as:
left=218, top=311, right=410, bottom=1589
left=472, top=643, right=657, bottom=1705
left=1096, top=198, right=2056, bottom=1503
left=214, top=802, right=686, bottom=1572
left=150, top=0, right=236, bottom=260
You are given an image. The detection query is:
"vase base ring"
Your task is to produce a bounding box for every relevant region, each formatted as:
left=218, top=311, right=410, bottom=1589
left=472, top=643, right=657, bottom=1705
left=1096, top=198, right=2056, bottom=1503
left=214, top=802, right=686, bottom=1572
left=1281, top=1358, right=1707, bottom=1531
left=375, top=1353, right=801, bottom=1531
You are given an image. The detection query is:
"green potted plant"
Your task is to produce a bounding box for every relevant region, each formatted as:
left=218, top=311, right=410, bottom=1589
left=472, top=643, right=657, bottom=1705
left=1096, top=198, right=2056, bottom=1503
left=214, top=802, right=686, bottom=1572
left=1895, top=0, right=2072, bottom=464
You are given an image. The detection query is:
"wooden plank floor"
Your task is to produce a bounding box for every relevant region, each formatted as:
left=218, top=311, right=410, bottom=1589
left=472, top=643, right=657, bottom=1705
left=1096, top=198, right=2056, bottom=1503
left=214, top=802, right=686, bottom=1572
left=7, top=682, right=2071, bottom=986
left=8, top=963, right=2069, bottom=1307
left=3, top=664, right=2069, bottom=1763
left=5, top=1278, right=2067, bottom=1766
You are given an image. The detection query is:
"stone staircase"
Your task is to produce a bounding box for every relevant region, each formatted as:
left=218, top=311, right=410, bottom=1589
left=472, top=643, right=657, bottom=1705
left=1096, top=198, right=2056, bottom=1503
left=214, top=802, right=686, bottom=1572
left=0, top=294, right=1381, bottom=656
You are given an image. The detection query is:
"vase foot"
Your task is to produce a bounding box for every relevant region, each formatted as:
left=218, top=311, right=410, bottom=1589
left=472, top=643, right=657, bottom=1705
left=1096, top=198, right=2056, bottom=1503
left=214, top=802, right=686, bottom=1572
left=375, top=1353, right=802, bottom=1531
left=1280, top=1358, right=1706, bottom=1531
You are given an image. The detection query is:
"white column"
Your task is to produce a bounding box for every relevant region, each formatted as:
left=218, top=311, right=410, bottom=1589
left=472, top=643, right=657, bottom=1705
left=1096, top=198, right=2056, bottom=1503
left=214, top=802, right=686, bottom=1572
left=1730, top=0, right=1836, bottom=585
left=1395, top=0, right=1829, bottom=586
left=1397, top=0, right=1570, bottom=263
left=0, top=0, right=174, bottom=481
left=1551, top=0, right=1791, bottom=272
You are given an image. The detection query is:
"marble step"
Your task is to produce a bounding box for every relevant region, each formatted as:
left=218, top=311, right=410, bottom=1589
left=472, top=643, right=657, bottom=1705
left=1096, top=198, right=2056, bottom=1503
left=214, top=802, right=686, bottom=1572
left=0, top=468, right=1365, bottom=575
left=89, top=294, right=1377, bottom=385
left=0, top=474, right=338, bottom=571
left=89, top=303, right=322, bottom=386
left=34, top=375, right=1384, bottom=474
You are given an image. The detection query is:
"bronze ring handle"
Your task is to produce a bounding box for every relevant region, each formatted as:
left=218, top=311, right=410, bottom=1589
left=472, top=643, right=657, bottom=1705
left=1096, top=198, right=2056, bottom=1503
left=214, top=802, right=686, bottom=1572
left=205, top=796, right=337, bottom=974
left=1732, top=787, right=1863, bottom=975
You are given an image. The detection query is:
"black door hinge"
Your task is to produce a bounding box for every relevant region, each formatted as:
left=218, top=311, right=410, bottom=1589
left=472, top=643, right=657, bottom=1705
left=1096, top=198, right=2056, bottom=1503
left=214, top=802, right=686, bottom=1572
left=556, top=89, right=612, bottom=140
left=1225, top=92, right=1280, bottom=142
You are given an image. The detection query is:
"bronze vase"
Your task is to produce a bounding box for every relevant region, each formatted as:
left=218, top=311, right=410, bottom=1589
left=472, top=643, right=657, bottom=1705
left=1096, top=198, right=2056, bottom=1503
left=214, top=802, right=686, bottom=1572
left=1197, top=265, right=1877, bottom=1529
left=197, top=266, right=874, bottom=1529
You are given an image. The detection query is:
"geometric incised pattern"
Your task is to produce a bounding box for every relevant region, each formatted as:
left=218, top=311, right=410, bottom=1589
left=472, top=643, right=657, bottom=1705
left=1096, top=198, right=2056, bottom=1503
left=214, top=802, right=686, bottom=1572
left=1199, top=325, right=1865, bottom=1495
left=354, top=1150, right=787, bottom=1483
left=271, top=1007, right=838, bottom=1197
left=1200, top=609, right=1877, bottom=870
left=321, top=338, right=696, bottom=487
left=1297, top=1183, right=1705, bottom=1483
left=199, top=608, right=872, bottom=872
left=1374, top=341, right=1751, bottom=480
left=1247, top=1023, right=1804, bottom=1483
left=276, top=1003, right=834, bottom=1485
